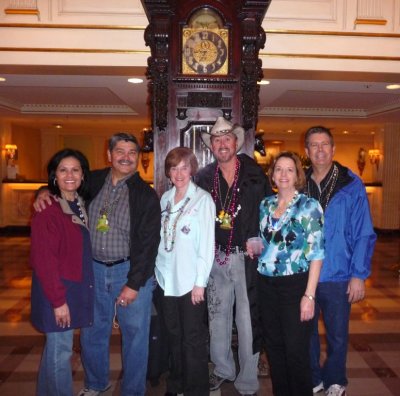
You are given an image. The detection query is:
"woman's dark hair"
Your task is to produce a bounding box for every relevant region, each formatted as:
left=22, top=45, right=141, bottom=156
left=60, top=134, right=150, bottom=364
left=268, top=151, right=306, bottom=191
left=164, top=147, right=199, bottom=177
left=47, top=148, right=90, bottom=199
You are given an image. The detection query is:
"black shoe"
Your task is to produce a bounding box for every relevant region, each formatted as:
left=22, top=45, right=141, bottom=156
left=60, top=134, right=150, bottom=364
left=164, top=392, right=177, bottom=396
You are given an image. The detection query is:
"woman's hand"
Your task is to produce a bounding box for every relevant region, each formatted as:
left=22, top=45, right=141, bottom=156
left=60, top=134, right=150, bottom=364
left=191, top=286, right=205, bottom=305
left=54, top=303, right=71, bottom=328
left=300, top=296, right=315, bottom=322
left=246, top=241, right=256, bottom=259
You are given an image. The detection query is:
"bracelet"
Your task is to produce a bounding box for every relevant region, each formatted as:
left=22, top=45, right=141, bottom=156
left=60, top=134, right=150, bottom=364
left=303, top=294, right=315, bottom=301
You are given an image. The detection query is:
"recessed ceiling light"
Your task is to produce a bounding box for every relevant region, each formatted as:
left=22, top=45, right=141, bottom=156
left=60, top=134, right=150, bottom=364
left=257, top=80, right=270, bottom=85
left=53, top=124, right=63, bottom=129
left=371, top=131, right=375, bottom=135
left=386, top=84, right=400, bottom=90
left=0, top=77, right=6, bottom=82
left=287, top=129, right=293, bottom=133
left=343, top=130, right=349, bottom=134
left=128, top=78, right=143, bottom=84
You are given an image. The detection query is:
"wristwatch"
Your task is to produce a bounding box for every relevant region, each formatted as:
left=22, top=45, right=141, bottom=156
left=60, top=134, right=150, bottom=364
left=304, top=294, right=315, bottom=301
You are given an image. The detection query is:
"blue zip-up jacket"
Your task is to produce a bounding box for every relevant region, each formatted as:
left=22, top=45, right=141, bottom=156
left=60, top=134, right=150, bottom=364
left=319, top=169, right=376, bottom=282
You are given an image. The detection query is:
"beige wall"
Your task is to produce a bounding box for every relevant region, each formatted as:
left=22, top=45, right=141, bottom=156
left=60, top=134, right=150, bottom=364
left=12, top=125, right=42, bottom=180
left=256, top=132, right=376, bottom=183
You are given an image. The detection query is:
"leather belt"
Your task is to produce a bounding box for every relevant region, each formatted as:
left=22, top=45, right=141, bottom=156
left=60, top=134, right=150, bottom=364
left=93, top=257, right=130, bottom=267
left=216, top=244, right=244, bottom=254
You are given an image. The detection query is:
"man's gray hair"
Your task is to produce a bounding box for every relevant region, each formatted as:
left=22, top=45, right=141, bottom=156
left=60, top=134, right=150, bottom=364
left=108, top=132, right=140, bottom=152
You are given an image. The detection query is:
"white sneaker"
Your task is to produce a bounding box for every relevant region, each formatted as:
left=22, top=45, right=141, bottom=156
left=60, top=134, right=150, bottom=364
left=325, top=384, right=346, bottom=396
left=77, top=389, right=100, bottom=396
left=313, top=382, right=324, bottom=393
left=77, top=384, right=111, bottom=396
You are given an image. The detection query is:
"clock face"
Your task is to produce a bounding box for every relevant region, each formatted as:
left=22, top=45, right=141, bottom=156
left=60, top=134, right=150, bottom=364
left=182, top=29, right=228, bottom=75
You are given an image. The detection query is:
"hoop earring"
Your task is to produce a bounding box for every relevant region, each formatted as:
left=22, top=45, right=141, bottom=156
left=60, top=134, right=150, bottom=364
left=53, top=178, right=57, bottom=186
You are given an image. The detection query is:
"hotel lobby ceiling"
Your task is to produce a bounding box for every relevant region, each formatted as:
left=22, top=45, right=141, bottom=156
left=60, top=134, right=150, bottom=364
left=0, top=65, right=399, bottom=138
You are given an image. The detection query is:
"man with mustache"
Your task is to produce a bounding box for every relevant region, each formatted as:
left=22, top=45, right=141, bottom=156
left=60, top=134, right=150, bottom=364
left=195, top=117, right=272, bottom=396
left=35, top=133, right=161, bottom=396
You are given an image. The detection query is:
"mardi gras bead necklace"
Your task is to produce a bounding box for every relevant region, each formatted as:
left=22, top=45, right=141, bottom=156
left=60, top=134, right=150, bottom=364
left=267, top=191, right=299, bottom=232
left=96, top=183, right=123, bottom=233
left=76, top=198, right=86, bottom=225
left=163, top=197, right=190, bottom=252
left=212, top=159, right=241, bottom=265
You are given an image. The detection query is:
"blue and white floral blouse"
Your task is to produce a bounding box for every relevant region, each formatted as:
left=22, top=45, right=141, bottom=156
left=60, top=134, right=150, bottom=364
left=258, top=192, right=325, bottom=277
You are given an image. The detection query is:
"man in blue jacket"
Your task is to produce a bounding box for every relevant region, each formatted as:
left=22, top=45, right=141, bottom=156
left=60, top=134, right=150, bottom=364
left=304, top=126, right=376, bottom=396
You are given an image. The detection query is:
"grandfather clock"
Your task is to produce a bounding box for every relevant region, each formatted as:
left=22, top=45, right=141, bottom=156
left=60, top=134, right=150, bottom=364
left=141, top=0, right=271, bottom=195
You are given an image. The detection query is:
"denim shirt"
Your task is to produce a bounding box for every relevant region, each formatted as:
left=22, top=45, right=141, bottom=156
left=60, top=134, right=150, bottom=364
left=258, top=193, right=324, bottom=277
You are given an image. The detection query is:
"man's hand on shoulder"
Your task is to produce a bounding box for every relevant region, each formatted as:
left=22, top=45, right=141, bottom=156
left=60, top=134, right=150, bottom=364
left=33, top=188, right=55, bottom=212
left=347, top=277, right=365, bottom=303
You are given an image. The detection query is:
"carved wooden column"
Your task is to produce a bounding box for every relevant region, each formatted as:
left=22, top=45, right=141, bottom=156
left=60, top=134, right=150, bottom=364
left=142, top=0, right=271, bottom=195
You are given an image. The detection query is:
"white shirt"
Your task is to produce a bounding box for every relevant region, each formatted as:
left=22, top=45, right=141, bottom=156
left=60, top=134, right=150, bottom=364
left=155, top=181, right=215, bottom=297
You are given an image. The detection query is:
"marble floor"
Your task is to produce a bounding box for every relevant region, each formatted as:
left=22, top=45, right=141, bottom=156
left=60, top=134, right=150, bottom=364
left=0, top=232, right=399, bottom=396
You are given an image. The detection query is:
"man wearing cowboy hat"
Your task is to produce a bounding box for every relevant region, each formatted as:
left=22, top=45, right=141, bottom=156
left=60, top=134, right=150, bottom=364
left=196, top=116, right=272, bottom=396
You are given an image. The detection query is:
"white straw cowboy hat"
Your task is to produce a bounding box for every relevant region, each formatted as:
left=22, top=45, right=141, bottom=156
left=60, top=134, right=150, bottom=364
left=201, top=117, right=245, bottom=151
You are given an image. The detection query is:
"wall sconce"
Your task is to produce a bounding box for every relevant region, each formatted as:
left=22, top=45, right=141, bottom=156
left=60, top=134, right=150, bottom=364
left=141, top=151, right=150, bottom=173
left=368, top=149, right=381, bottom=170
left=141, top=128, right=153, bottom=174
left=5, top=144, right=18, bottom=160
left=357, top=147, right=366, bottom=176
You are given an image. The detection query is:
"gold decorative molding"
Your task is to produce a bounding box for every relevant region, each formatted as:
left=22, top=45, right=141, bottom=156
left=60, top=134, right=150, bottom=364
left=261, top=53, right=400, bottom=62
left=4, top=8, right=39, bottom=15
left=0, top=47, right=149, bottom=54
left=354, top=18, right=387, bottom=25
left=0, top=23, right=144, bottom=30
left=0, top=24, right=398, bottom=38
left=264, top=29, right=400, bottom=38
left=1, top=47, right=398, bottom=62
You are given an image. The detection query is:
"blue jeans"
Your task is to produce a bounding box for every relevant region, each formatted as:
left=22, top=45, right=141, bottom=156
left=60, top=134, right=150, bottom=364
left=80, top=260, right=153, bottom=396
left=310, top=281, right=351, bottom=389
left=207, top=252, right=259, bottom=395
left=36, top=329, right=74, bottom=396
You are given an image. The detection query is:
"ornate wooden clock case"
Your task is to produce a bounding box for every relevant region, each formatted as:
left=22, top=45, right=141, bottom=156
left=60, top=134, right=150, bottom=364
left=142, top=0, right=271, bottom=194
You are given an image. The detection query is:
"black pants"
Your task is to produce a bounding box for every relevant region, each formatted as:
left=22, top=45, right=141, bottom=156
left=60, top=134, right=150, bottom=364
left=161, top=288, right=209, bottom=396
left=257, top=272, right=313, bottom=396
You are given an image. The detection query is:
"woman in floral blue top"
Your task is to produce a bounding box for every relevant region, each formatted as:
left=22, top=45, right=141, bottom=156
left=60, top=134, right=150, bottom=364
left=247, top=151, right=324, bottom=396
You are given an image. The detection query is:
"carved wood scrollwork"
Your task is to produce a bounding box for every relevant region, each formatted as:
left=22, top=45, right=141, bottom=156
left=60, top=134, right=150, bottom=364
left=240, top=18, right=266, bottom=131
left=144, top=17, right=170, bottom=131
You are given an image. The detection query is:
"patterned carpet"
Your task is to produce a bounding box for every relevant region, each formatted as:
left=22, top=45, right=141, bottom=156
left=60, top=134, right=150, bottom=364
left=0, top=234, right=399, bottom=395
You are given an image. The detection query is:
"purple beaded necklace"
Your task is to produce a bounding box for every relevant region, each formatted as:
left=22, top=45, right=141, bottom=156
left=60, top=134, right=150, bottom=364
left=212, top=159, right=241, bottom=265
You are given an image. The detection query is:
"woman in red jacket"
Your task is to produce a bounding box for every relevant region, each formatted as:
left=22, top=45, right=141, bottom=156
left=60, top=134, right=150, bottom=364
left=30, top=148, right=94, bottom=396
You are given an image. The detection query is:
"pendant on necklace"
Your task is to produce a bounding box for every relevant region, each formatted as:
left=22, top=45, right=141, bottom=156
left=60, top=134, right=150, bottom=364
left=96, top=214, right=110, bottom=233
left=218, top=210, right=233, bottom=230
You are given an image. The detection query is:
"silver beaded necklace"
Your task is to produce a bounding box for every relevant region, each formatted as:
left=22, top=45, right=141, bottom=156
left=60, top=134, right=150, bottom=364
left=162, top=197, right=190, bottom=252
